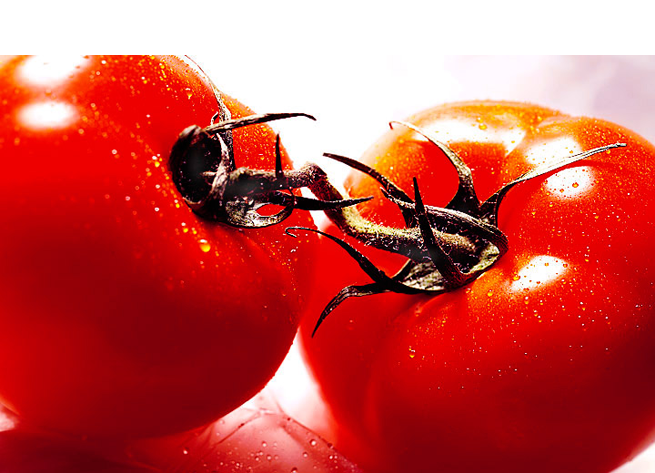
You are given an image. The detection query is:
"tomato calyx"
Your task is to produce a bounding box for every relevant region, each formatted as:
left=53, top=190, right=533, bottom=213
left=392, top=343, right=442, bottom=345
left=169, top=112, right=370, bottom=228
left=289, top=122, right=626, bottom=335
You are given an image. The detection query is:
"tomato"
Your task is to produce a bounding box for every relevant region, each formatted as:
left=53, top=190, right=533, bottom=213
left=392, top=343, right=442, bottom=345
left=299, top=101, right=655, bottom=472
left=0, top=55, right=317, bottom=438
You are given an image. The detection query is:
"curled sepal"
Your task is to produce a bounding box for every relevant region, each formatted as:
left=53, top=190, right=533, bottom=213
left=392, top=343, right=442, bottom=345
left=204, top=112, right=315, bottom=134
left=390, top=121, right=481, bottom=216
left=285, top=226, right=419, bottom=294
left=288, top=178, right=508, bottom=334
left=287, top=222, right=495, bottom=335
left=323, top=152, right=415, bottom=226
left=310, top=284, right=384, bottom=337
left=169, top=112, right=369, bottom=228
left=286, top=226, right=425, bottom=335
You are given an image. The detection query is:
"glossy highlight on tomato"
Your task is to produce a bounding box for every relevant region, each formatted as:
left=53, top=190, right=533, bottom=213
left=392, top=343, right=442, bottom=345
left=300, top=101, right=655, bottom=473
left=0, top=55, right=316, bottom=438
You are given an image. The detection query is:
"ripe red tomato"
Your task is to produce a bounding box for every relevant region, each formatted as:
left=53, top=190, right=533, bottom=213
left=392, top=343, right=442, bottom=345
left=299, top=101, right=655, bottom=472
left=0, top=55, right=316, bottom=438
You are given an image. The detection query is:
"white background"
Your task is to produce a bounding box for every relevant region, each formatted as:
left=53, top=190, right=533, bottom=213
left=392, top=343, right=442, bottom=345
left=6, top=1, right=655, bottom=471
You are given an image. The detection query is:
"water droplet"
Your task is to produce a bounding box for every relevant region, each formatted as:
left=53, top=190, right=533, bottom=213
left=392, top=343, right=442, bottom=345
left=199, top=239, right=211, bottom=252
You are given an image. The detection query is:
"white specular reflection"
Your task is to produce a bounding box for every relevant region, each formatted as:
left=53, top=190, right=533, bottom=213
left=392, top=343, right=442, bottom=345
left=526, top=137, right=594, bottom=198
left=416, top=118, right=527, bottom=156
left=19, top=101, right=77, bottom=130
left=511, top=255, right=568, bottom=291
left=545, top=166, right=594, bottom=198
left=18, top=55, right=90, bottom=86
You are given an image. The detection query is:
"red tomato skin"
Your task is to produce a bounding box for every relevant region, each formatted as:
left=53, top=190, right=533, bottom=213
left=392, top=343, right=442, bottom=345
left=300, top=102, right=655, bottom=472
left=0, top=55, right=316, bottom=438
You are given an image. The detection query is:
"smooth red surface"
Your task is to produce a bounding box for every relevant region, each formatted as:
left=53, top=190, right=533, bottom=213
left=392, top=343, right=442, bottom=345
left=300, top=101, right=655, bottom=472
left=0, top=55, right=316, bottom=438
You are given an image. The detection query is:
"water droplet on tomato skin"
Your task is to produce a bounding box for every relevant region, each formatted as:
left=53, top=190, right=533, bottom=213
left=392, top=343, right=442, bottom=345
left=198, top=239, right=211, bottom=253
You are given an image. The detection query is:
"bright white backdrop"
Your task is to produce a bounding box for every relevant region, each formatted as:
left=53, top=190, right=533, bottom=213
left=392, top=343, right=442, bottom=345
left=5, top=1, right=654, bottom=470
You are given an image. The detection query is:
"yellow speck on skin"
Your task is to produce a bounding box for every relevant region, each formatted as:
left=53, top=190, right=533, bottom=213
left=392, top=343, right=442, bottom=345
left=199, top=239, right=211, bottom=253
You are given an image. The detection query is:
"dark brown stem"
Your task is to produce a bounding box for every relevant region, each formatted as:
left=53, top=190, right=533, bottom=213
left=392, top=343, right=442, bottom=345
left=307, top=154, right=502, bottom=270
left=301, top=125, right=627, bottom=335
left=169, top=112, right=368, bottom=228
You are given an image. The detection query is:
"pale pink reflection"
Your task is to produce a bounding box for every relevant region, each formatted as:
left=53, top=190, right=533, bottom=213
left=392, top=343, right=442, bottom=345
left=0, top=408, right=16, bottom=432
left=511, top=255, right=568, bottom=291
left=19, top=101, right=77, bottom=130
left=18, top=55, right=91, bottom=86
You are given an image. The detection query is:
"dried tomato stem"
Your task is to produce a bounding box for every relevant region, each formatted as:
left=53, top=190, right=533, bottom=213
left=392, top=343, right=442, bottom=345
left=169, top=112, right=368, bottom=228
left=303, top=125, right=627, bottom=334
left=305, top=167, right=483, bottom=263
